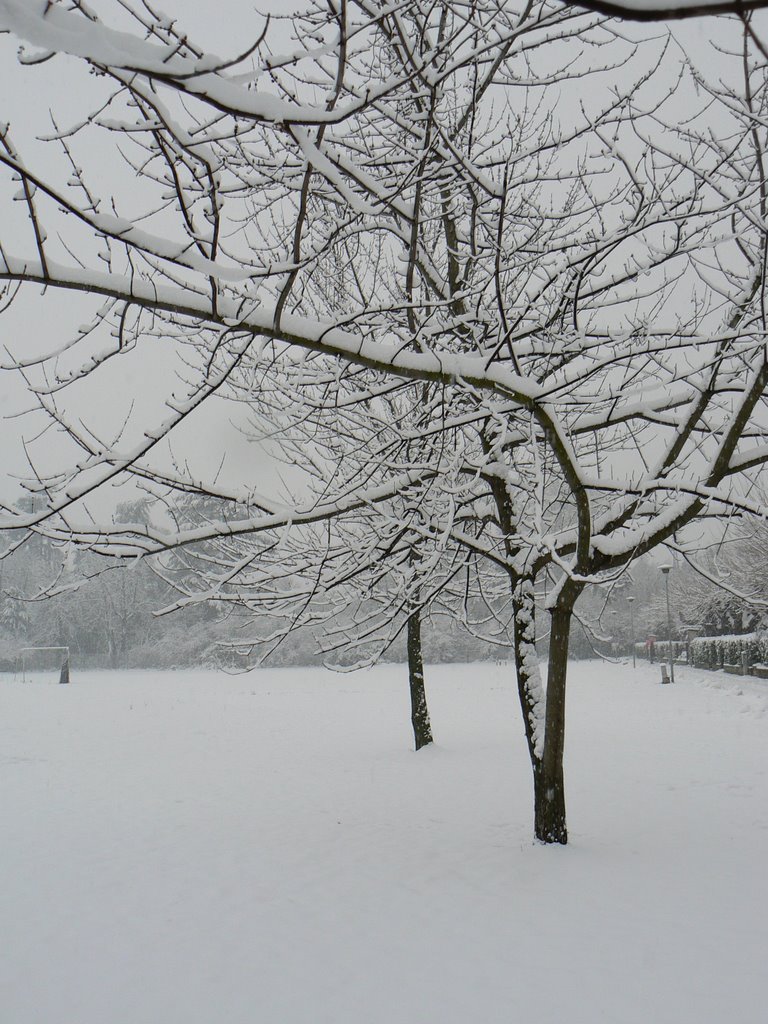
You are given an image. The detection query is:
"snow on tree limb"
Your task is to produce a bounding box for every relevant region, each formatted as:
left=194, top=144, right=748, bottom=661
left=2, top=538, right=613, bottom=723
left=565, top=0, right=768, bottom=20
left=3, top=1, right=768, bottom=844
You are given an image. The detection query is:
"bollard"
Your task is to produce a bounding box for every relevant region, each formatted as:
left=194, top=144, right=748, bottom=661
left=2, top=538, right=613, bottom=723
left=661, top=664, right=670, bottom=684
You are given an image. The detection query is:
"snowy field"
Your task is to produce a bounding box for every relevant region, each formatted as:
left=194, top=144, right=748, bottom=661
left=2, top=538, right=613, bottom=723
left=1, top=660, right=766, bottom=1024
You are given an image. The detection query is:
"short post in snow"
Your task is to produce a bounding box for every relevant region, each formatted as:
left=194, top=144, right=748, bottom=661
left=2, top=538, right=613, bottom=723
left=59, top=658, right=70, bottom=685
left=628, top=596, right=636, bottom=670
left=660, top=563, right=674, bottom=684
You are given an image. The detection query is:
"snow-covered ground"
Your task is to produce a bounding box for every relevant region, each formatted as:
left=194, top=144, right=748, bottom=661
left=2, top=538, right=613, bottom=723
left=1, top=660, right=766, bottom=1024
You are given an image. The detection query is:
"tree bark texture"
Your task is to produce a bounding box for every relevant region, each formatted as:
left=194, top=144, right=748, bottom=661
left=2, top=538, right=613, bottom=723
left=535, top=602, right=572, bottom=844
left=407, top=608, right=433, bottom=750
left=512, top=579, right=546, bottom=771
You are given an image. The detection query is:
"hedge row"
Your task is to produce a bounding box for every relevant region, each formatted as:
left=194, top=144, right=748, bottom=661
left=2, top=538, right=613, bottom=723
left=689, top=632, right=768, bottom=670
left=634, top=640, right=686, bottom=660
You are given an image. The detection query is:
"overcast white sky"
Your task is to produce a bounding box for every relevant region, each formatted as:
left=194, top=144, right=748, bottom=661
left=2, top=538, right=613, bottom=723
left=0, top=1, right=315, bottom=513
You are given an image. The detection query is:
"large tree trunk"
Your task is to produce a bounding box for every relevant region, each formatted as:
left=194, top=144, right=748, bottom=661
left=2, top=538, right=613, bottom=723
left=487, top=450, right=573, bottom=844
left=407, top=607, right=433, bottom=750
left=511, top=579, right=563, bottom=842
left=511, top=580, right=573, bottom=844
left=534, top=601, right=573, bottom=844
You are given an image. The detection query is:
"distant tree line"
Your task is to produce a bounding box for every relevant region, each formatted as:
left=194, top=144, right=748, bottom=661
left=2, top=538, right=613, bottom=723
left=0, top=501, right=517, bottom=672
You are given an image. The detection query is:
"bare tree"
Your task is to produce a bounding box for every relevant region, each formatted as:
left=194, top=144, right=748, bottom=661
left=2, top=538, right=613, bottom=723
left=2, top=2, right=768, bottom=844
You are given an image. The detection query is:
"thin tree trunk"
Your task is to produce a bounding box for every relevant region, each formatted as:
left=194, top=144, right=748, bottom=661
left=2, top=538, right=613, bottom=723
left=535, top=601, right=572, bottom=844
left=407, top=607, right=433, bottom=750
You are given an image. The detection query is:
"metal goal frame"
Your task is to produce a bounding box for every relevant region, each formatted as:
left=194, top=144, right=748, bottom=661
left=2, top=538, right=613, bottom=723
left=17, top=646, right=71, bottom=684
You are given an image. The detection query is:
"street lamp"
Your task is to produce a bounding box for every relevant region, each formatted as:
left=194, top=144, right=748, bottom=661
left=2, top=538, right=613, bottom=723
left=659, top=564, right=674, bottom=683
left=627, top=596, right=636, bottom=669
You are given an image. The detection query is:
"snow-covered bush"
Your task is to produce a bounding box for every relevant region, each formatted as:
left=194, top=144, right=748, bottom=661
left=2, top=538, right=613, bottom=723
left=689, top=632, right=766, bottom=669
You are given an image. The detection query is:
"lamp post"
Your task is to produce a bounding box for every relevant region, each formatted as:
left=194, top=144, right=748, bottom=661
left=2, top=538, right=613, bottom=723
left=660, top=564, right=674, bottom=683
left=627, top=596, right=636, bottom=669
